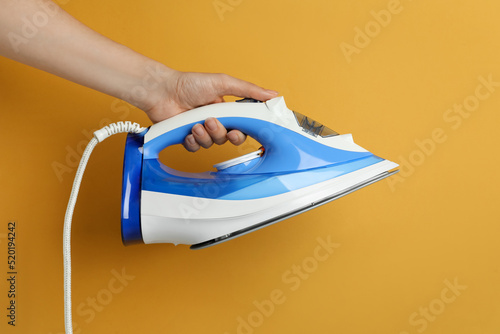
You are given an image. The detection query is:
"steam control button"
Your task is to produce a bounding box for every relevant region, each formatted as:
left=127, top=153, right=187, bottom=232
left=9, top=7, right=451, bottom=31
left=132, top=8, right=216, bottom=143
left=235, top=98, right=263, bottom=103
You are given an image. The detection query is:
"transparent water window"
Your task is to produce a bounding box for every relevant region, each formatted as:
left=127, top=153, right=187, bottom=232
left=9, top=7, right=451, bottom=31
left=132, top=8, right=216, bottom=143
left=293, top=111, right=339, bottom=138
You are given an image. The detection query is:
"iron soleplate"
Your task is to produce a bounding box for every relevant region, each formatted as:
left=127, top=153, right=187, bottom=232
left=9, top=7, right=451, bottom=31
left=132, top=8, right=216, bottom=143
left=190, top=169, right=399, bottom=250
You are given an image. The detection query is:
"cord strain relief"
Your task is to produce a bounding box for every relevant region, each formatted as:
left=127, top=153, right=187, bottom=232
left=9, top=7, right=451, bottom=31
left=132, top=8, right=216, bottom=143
left=93, top=121, right=146, bottom=142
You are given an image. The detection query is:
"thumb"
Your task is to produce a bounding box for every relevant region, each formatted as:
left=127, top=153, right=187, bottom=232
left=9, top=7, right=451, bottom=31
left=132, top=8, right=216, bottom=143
left=220, top=74, right=279, bottom=101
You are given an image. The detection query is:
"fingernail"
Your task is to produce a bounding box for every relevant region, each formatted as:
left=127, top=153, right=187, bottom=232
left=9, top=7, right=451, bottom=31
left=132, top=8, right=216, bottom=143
left=227, top=132, right=238, bottom=142
left=187, top=135, right=196, bottom=146
left=205, top=117, right=218, bottom=132
left=193, top=124, right=204, bottom=136
left=266, top=90, right=279, bottom=96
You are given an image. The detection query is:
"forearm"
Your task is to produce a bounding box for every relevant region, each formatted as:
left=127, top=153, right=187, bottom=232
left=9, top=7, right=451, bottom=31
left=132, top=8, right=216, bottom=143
left=0, top=0, right=170, bottom=110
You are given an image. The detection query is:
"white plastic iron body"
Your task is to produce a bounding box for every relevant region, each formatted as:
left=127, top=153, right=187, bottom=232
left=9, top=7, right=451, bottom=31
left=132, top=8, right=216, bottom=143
left=121, top=97, right=399, bottom=249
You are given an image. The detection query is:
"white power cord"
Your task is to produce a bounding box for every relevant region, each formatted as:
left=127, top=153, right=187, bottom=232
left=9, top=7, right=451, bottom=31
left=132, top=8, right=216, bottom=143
left=63, top=121, right=146, bottom=334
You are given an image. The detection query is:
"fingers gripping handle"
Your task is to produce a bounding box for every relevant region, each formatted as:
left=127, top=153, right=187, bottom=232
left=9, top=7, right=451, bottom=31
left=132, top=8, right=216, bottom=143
left=142, top=101, right=286, bottom=159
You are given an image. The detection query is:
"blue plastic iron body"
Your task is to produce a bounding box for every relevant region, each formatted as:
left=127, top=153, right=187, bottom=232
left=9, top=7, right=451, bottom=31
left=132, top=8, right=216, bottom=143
left=121, top=97, right=398, bottom=248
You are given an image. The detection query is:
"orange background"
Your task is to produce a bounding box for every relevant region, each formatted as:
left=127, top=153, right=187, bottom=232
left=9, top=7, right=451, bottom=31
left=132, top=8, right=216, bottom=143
left=1, top=0, right=500, bottom=333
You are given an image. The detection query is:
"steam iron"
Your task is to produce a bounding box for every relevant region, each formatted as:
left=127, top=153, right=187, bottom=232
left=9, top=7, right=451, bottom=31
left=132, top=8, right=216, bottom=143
left=121, top=97, right=399, bottom=249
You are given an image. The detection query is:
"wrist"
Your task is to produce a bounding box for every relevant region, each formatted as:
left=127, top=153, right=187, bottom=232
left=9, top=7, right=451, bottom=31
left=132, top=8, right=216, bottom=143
left=120, top=60, right=178, bottom=113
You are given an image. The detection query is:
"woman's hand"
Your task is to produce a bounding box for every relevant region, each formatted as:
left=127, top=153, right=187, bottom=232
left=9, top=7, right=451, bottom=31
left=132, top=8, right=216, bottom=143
left=0, top=0, right=278, bottom=152
left=141, top=70, right=278, bottom=152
